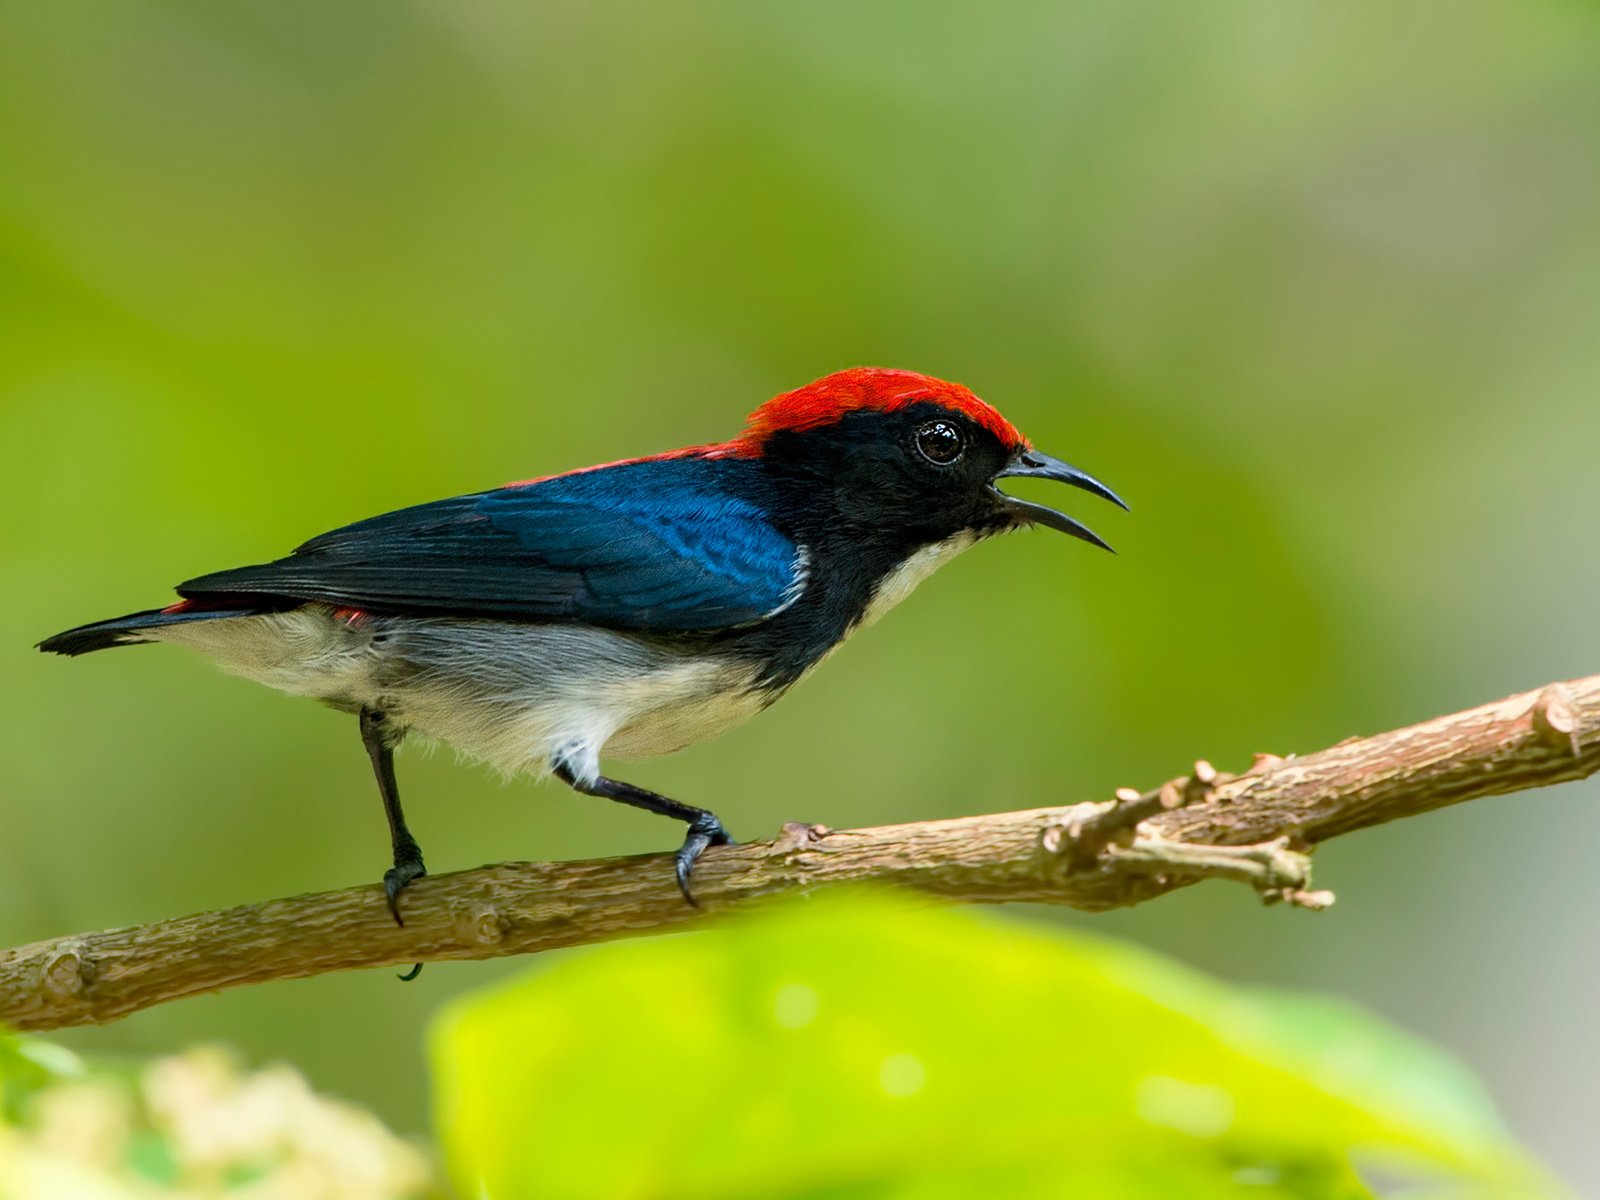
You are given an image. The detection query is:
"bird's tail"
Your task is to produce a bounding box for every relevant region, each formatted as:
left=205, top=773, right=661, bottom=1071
left=38, top=602, right=262, bottom=656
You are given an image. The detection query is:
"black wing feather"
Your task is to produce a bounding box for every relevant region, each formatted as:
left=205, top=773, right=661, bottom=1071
left=178, top=458, right=801, bottom=632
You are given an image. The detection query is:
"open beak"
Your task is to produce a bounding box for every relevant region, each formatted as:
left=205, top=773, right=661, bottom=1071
left=991, top=448, right=1128, bottom=552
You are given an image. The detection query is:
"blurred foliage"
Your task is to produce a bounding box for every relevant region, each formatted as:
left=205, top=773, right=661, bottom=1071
left=0, top=1036, right=434, bottom=1199
left=431, top=893, right=1562, bottom=1200
left=4, top=0, right=1600, bottom=1190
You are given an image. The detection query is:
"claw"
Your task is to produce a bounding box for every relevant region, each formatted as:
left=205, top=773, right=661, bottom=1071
left=383, top=856, right=427, bottom=926
left=674, top=815, right=733, bottom=906
left=382, top=853, right=427, bottom=982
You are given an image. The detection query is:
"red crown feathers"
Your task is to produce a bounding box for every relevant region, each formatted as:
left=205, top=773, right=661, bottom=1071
left=508, top=368, right=1025, bottom=486
left=730, top=367, right=1025, bottom=454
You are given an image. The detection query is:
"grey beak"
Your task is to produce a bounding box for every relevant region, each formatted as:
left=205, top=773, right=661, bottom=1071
left=991, top=449, right=1128, bottom=552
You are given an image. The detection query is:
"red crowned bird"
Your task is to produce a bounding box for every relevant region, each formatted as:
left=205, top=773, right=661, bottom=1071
left=40, top=368, right=1125, bottom=933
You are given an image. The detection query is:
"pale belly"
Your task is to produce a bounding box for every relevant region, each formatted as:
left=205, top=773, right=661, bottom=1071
left=151, top=606, right=778, bottom=782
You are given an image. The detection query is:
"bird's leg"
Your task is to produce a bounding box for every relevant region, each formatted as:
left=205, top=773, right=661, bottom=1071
left=551, top=760, right=733, bottom=905
left=359, top=707, right=427, bottom=926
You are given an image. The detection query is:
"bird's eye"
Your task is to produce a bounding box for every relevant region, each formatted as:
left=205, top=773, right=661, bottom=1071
left=915, top=420, right=965, bottom=466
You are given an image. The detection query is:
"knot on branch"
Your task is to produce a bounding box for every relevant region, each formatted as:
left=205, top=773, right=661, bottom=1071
left=40, top=940, right=94, bottom=1006
left=773, top=821, right=831, bottom=857
left=470, top=907, right=510, bottom=946
left=1530, top=685, right=1583, bottom=758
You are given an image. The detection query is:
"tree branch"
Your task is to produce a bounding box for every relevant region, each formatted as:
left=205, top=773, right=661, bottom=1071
left=4, top=674, right=1597, bottom=1033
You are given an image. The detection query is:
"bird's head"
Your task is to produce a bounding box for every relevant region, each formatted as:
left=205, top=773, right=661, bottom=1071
left=728, top=367, right=1126, bottom=550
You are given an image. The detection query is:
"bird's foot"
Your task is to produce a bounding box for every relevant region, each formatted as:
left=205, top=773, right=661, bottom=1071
left=383, top=852, right=427, bottom=927
left=383, top=852, right=427, bottom=983
left=675, top=813, right=733, bottom=907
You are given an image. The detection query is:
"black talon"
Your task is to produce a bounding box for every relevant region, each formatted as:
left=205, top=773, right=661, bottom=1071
left=383, top=848, right=427, bottom=926
left=552, top=758, right=732, bottom=906
left=361, top=707, right=428, bottom=981
left=675, top=814, right=734, bottom=906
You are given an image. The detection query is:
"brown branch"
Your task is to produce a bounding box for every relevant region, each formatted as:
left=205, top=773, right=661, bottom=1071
left=4, top=674, right=1598, bottom=1033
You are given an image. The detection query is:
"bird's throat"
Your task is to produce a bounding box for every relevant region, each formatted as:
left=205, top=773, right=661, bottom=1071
left=855, top=531, right=979, bottom=631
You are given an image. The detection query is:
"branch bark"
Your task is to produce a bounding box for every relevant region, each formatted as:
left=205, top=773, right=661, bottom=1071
left=4, top=674, right=1597, bottom=1033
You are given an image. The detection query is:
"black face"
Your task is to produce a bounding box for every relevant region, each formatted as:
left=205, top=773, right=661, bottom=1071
left=758, top=402, right=1016, bottom=542
left=717, top=400, right=1124, bottom=688
left=758, top=402, right=1124, bottom=552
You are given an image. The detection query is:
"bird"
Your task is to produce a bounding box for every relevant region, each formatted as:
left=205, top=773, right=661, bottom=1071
left=39, top=367, right=1125, bottom=930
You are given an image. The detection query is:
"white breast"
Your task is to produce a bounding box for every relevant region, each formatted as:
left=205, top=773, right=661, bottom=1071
left=857, top=531, right=978, bottom=631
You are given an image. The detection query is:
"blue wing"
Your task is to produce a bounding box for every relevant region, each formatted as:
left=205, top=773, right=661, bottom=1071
left=177, top=458, right=802, bottom=632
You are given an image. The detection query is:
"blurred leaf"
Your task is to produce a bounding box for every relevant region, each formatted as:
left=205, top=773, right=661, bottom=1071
left=430, top=893, right=1562, bottom=1199
left=1066, top=937, right=1516, bottom=1162
left=0, top=1032, right=83, bottom=1124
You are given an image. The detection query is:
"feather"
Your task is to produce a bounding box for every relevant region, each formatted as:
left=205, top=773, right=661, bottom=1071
left=176, top=458, right=804, bottom=632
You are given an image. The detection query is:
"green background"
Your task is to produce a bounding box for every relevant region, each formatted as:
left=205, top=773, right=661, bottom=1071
left=2, top=0, right=1597, bottom=1190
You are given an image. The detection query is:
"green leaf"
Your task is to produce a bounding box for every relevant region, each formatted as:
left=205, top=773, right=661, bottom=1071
left=431, top=892, right=1564, bottom=1200
left=0, top=1032, right=84, bottom=1125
